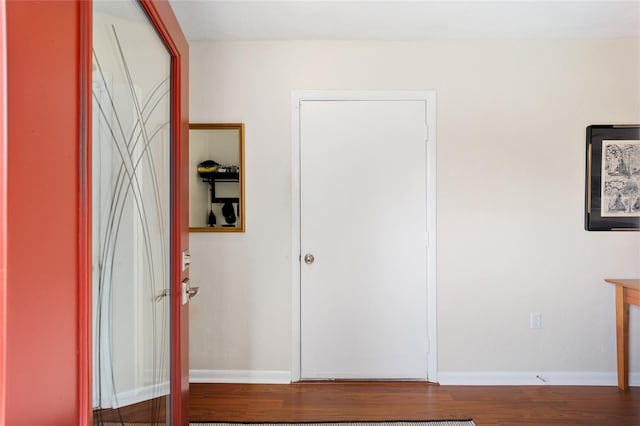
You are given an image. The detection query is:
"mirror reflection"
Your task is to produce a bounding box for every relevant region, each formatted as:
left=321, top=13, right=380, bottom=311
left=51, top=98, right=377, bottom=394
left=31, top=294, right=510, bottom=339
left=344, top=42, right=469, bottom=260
left=189, top=123, right=245, bottom=232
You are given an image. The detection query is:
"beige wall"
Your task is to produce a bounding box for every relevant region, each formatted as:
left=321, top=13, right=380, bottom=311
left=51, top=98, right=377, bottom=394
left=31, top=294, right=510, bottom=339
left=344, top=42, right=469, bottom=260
left=188, top=39, right=640, bottom=381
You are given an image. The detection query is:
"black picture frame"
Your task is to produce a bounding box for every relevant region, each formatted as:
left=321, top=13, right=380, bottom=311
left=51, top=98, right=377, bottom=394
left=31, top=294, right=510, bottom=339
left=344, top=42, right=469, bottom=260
left=585, top=125, right=640, bottom=231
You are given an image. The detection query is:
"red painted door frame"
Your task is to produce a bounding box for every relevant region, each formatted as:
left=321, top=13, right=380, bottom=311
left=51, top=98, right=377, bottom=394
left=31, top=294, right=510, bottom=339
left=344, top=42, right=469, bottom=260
left=6, top=2, right=87, bottom=423
left=0, top=1, right=7, bottom=424
left=2, top=1, right=189, bottom=424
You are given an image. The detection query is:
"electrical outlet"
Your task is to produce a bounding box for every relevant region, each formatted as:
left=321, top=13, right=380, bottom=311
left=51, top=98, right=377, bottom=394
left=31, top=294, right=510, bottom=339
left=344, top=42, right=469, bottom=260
left=530, top=312, right=542, bottom=329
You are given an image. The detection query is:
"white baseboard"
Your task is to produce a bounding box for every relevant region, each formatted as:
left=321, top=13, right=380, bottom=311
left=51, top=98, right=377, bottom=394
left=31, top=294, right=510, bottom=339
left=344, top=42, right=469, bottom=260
left=438, top=371, right=640, bottom=386
left=188, top=369, right=639, bottom=387
left=190, top=369, right=291, bottom=384
left=109, top=381, right=170, bottom=408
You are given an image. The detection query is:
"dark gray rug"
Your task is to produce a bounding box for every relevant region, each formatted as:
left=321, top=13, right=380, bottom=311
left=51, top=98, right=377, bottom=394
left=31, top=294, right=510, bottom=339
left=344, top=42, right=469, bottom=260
left=190, top=422, right=475, bottom=426
left=103, top=422, right=475, bottom=426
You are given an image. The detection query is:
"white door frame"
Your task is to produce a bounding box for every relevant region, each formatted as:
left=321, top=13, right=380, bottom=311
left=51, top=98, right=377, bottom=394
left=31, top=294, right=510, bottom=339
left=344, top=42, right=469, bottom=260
left=290, top=90, right=438, bottom=382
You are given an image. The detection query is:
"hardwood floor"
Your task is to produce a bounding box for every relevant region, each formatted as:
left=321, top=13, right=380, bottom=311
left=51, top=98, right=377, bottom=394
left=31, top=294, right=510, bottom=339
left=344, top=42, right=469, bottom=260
left=189, top=382, right=640, bottom=426
left=93, top=396, right=167, bottom=423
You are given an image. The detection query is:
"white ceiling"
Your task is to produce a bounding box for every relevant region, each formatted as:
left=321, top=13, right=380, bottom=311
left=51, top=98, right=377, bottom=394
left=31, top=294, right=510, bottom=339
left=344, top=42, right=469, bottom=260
left=168, top=1, right=640, bottom=42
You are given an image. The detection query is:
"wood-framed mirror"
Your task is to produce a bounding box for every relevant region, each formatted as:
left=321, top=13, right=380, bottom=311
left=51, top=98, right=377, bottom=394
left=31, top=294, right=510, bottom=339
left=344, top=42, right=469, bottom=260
left=189, top=123, right=245, bottom=232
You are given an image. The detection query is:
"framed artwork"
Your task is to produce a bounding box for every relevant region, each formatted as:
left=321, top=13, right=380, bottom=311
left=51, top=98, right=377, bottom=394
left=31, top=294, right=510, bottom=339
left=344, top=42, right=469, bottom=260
left=585, top=125, right=640, bottom=231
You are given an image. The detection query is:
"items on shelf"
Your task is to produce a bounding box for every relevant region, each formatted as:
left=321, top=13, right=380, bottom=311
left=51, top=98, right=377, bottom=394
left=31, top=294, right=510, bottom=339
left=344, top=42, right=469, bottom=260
left=208, top=206, right=216, bottom=227
left=198, top=160, right=240, bottom=227
left=222, top=201, right=236, bottom=225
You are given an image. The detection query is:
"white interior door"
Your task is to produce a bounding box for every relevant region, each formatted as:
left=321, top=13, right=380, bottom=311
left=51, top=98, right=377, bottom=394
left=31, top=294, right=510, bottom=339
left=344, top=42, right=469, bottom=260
left=300, top=99, right=429, bottom=380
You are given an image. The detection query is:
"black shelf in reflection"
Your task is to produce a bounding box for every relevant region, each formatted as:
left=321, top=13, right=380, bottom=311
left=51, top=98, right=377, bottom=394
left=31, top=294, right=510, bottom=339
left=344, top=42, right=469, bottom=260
left=200, top=171, right=239, bottom=181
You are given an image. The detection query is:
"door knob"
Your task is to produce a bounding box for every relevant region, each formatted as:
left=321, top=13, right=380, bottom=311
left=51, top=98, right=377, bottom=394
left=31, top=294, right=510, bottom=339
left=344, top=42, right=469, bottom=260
left=304, top=253, right=315, bottom=264
left=154, top=289, right=170, bottom=302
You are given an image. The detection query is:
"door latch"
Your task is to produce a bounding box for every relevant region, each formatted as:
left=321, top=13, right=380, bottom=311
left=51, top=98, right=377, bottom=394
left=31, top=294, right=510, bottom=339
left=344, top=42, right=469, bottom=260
left=182, top=251, right=191, bottom=271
